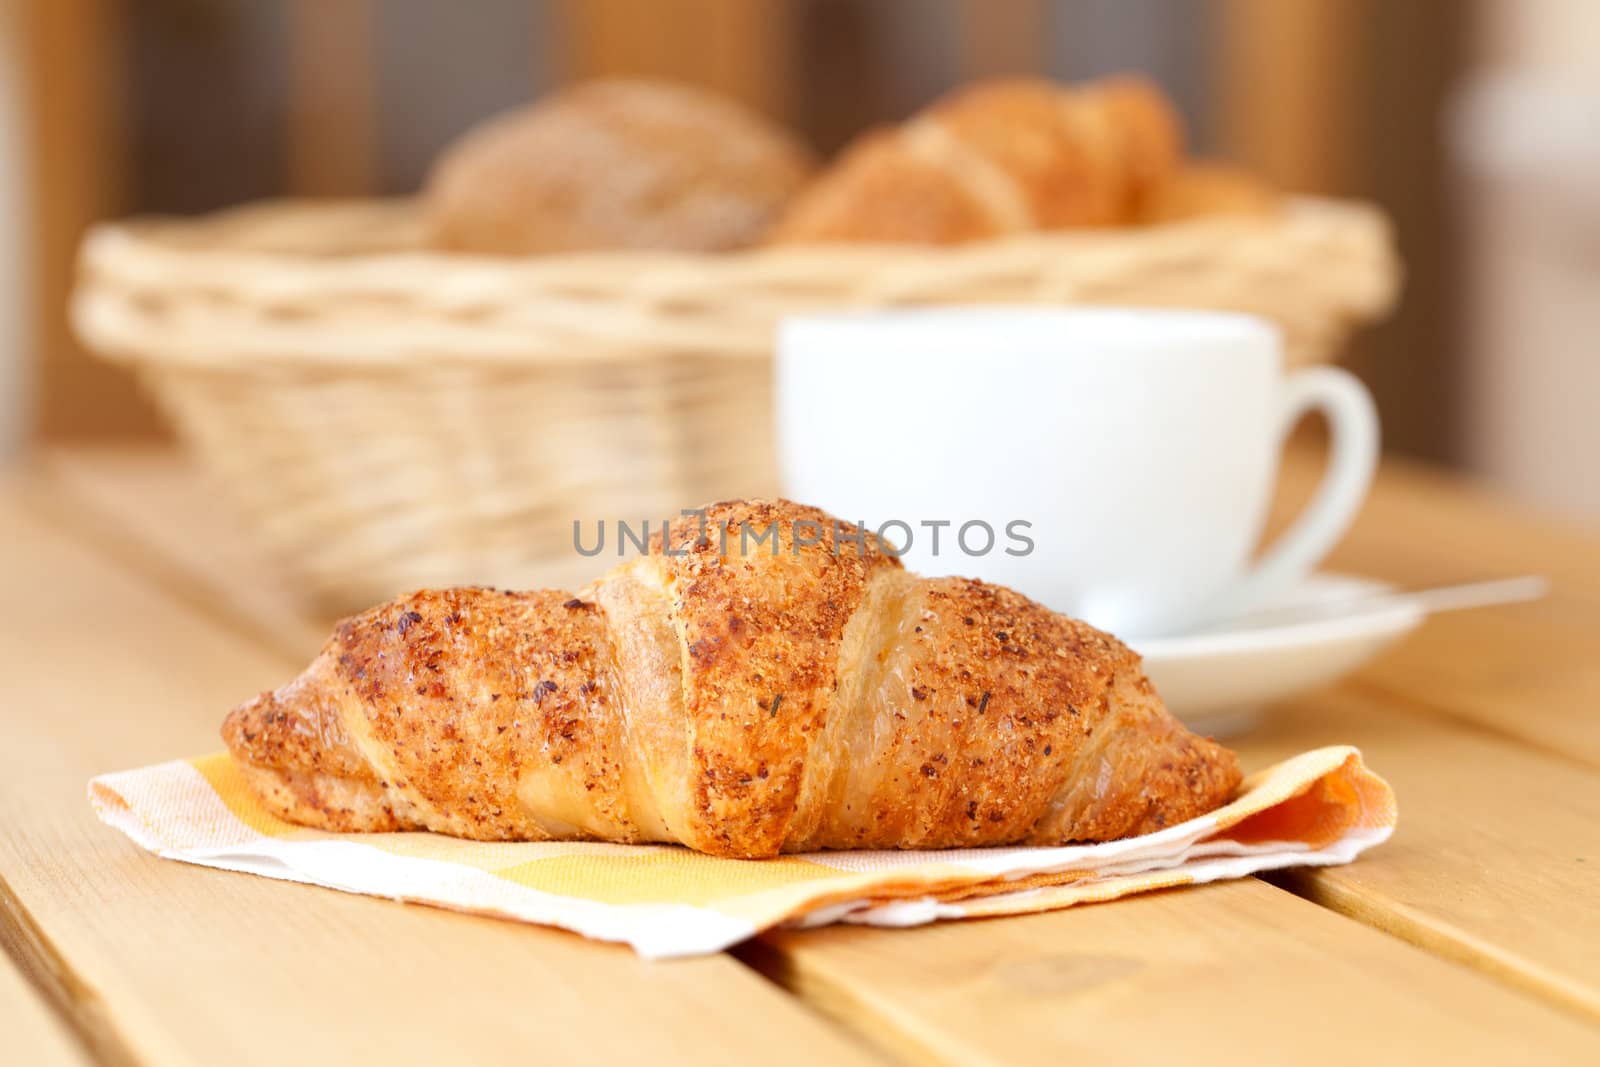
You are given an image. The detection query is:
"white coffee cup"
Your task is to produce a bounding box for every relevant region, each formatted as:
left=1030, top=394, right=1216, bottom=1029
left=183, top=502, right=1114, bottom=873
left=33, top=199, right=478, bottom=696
left=776, top=307, right=1378, bottom=638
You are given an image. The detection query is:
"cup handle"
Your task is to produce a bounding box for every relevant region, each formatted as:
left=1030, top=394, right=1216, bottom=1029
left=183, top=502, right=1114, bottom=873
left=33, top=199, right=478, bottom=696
left=1208, top=366, right=1380, bottom=621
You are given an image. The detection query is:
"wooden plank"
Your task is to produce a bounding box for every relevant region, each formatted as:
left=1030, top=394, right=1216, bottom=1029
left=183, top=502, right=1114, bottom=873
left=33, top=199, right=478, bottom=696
left=555, top=0, right=797, bottom=121
left=1350, top=603, right=1600, bottom=770
left=0, top=948, right=88, bottom=1067
left=285, top=0, right=377, bottom=195
left=33, top=447, right=328, bottom=662
left=0, top=495, right=880, bottom=1067
left=1212, top=0, right=1366, bottom=195
left=1277, top=447, right=1600, bottom=767
left=18, top=0, right=159, bottom=439
left=1218, top=1, right=1469, bottom=465
left=1233, top=684, right=1600, bottom=1023
left=747, top=878, right=1600, bottom=1066
left=956, top=0, right=1046, bottom=79
left=1345, top=0, right=1469, bottom=464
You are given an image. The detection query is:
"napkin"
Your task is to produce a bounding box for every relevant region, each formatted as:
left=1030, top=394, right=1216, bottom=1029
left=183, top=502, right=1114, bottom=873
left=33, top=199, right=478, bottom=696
left=90, top=745, right=1394, bottom=959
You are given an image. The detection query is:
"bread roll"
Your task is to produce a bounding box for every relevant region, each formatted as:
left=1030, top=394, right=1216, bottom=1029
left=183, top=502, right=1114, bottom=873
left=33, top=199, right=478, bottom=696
left=768, top=75, right=1183, bottom=245
left=425, top=79, right=816, bottom=254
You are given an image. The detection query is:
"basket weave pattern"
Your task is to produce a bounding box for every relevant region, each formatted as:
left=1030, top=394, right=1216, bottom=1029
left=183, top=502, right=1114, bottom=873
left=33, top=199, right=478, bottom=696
left=74, top=197, right=1399, bottom=612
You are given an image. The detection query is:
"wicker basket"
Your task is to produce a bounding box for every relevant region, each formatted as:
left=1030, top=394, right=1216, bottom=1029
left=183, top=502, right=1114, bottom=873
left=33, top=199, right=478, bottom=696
left=73, top=197, right=1399, bottom=613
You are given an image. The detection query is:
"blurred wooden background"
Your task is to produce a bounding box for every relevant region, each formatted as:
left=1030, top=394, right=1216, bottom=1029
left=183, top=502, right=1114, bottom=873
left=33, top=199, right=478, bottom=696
left=16, top=0, right=1467, bottom=461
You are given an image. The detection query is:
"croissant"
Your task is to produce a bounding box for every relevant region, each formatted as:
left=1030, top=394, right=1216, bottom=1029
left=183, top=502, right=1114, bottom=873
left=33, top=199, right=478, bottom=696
left=223, top=500, right=1240, bottom=859
left=1137, top=161, right=1280, bottom=225
left=767, top=75, right=1182, bottom=245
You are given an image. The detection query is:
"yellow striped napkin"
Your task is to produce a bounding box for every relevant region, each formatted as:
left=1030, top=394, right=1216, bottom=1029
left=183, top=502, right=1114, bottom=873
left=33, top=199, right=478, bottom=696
left=90, top=746, right=1394, bottom=958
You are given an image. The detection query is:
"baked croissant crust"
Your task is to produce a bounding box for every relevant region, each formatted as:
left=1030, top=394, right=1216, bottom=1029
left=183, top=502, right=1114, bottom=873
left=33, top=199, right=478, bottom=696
left=768, top=75, right=1182, bottom=244
left=224, top=500, right=1240, bottom=859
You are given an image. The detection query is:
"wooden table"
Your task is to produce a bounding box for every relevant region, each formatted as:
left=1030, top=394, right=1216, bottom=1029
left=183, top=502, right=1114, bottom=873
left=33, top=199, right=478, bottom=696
left=3, top=446, right=1597, bottom=1065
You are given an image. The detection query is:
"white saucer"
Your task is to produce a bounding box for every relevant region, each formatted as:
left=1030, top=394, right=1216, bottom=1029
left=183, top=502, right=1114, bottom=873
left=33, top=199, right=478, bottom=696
left=1130, top=573, right=1423, bottom=737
